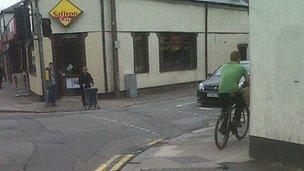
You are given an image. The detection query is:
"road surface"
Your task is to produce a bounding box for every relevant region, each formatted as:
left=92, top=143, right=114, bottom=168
left=0, top=95, right=220, bottom=171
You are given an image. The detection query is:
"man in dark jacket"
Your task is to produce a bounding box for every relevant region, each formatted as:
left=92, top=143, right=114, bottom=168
left=78, top=67, right=94, bottom=107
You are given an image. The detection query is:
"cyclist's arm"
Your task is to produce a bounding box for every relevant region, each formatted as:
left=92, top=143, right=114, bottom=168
left=241, top=66, right=250, bottom=86
left=244, top=73, right=250, bottom=86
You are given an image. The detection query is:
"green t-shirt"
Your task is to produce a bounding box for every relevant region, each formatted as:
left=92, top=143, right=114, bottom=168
left=219, top=62, right=247, bottom=93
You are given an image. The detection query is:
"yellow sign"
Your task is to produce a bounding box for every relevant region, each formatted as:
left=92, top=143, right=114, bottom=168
left=49, top=0, right=83, bottom=27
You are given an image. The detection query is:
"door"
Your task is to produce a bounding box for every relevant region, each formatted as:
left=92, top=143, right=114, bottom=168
left=52, top=33, right=86, bottom=96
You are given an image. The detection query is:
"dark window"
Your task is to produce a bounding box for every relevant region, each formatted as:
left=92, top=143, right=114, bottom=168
left=158, top=33, right=197, bottom=72
left=238, top=44, right=248, bottom=60
left=132, top=33, right=149, bottom=74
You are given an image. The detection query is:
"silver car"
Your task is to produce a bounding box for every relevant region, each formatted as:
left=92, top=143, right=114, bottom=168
left=197, top=61, right=250, bottom=105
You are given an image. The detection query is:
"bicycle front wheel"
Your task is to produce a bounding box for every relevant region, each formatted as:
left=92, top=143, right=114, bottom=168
left=235, top=107, right=250, bottom=139
left=215, top=114, right=230, bottom=150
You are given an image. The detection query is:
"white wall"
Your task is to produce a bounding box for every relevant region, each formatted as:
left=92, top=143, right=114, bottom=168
left=115, top=0, right=207, bottom=90
left=208, top=6, right=249, bottom=33
left=208, top=6, right=249, bottom=73
left=208, top=34, right=249, bottom=73
left=28, top=37, right=53, bottom=96
left=85, top=32, right=105, bottom=93
left=117, top=32, right=205, bottom=90
left=250, top=0, right=304, bottom=144
left=116, top=0, right=205, bottom=32
left=28, top=0, right=249, bottom=94
left=113, top=0, right=249, bottom=90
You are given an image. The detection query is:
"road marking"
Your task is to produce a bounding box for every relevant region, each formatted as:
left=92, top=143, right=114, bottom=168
left=147, top=138, right=164, bottom=146
left=198, top=107, right=213, bottom=111
left=176, top=102, right=196, bottom=107
left=110, top=154, right=134, bottom=171
left=91, top=115, right=161, bottom=136
left=95, top=154, right=121, bottom=171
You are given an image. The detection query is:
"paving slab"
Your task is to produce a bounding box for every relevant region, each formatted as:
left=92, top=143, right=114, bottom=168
left=122, top=127, right=303, bottom=171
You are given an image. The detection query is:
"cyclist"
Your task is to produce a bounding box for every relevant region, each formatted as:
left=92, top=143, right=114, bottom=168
left=218, top=51, right=250, bottom=135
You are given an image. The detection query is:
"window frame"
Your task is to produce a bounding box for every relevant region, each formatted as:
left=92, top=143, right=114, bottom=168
left=28, top=41, right=37, bottom=76
left=237, top=43, right=248, bottom=60
left=158, top=32, right=198, bottom=73
left=132, top=32, right=150, bottom=74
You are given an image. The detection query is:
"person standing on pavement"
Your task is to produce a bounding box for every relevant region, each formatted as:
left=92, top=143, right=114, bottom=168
left=0, top=66, right=5, bottom=89
left=78, top=67, right=94, bottom=108
left=45, top=62, right=57, bottom=106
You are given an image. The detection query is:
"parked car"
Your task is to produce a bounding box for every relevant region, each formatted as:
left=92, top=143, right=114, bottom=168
left=197, top=61, right=250, bottom=105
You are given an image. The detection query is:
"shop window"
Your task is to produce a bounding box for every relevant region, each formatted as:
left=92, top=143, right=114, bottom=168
left=238, top=43, right=248, bottom=60
left=158, top=33, right=197, bottom=72
left=132, top=33, right=149, bottom=74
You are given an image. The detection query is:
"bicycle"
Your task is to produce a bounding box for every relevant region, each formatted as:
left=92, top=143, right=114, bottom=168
left=214, top=92, right=250, bottom=150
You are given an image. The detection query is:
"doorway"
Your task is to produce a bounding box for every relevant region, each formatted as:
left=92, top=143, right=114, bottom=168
left=52, top=33, right=86, bottom=96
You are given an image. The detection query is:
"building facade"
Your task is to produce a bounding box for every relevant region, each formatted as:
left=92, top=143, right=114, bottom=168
left=250, top=0, right=304, bottom=166
left=0, top=2, right=31, bottom=81
left=1, top=0, right=249, bottom=97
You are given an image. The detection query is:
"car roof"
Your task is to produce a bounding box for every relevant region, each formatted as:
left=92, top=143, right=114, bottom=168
left=240, top=60, right=250, bottom=64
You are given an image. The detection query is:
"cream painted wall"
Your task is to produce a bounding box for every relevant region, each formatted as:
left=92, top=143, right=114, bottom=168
left=112, top=0, right=248, bottom=90
left=208, top=6, right=249, bottom=33
left=116, top=0, right=205, bottom=32
left=28, top=37, right=53, bottom=96
left=29, top=40, right=43, bottom=95
left=208, top=34, right=249, bottom=73
left=250, top=0, right=304, bottom=144
left=85, top=32, right=105, bottom=93
left=27, top=0, right=249, bottom=95
left=117, top=33, right=205, bottom=90
left=36, top=0, right=102, bottom=34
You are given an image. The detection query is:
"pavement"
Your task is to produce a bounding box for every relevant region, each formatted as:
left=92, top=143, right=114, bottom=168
left=0, top=81, right=196, bottom=113
left=122, top=127, right=303, bottom=171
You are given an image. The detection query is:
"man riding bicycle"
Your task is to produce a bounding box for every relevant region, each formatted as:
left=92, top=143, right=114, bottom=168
left=218, top=51, right=250, bottom=135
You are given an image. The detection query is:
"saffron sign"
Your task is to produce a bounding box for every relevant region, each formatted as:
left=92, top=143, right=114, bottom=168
left=49, top=0, right=83, bottom=27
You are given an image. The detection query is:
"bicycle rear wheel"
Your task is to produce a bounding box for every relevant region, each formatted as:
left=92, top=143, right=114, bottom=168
left=235, top=107, right=250, bottom=139
left=215, top=114, right=230, bottom=149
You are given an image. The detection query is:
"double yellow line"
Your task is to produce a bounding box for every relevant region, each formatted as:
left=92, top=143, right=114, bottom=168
left=95, top=139, right=164, bottom=171
left=95, top=154, right=134, bottom=171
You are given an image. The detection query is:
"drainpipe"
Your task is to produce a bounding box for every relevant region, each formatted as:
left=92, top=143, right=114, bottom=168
left=110, top=0, right=120, bottom=98
left=205, top=3, right=208, bottom=79
left=99, top=0, right=108, bottom=92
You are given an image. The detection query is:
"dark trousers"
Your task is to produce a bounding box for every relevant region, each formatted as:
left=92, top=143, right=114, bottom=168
left=47, top=85, right=56, bottom=105
left=0, top=80, right=2, bottom=89
left=81, top=89, right=86, bottom=106
left=219, top=92, right=245, bottom=129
